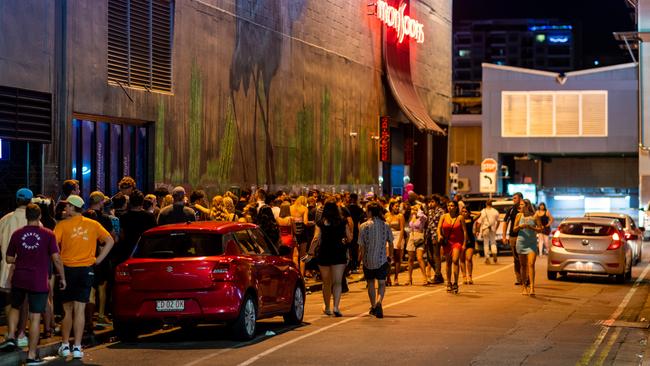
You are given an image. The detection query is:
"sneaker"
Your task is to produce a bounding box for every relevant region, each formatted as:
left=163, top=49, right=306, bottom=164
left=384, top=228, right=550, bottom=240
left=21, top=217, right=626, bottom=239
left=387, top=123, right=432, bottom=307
left=58, top=344, right=70, bottom=357
left=374, top=303, right=384, bottom=318
left=0, top=339, right=16, bottom=351
left=432, top=276, right=444, bottom=284
left=72, top=345, right=83, bottom=359
left=369, top=306, right=376, bottom=316
left=17, top=336, right=28, bottom=348
left=25, top=357, right=46, bottom=365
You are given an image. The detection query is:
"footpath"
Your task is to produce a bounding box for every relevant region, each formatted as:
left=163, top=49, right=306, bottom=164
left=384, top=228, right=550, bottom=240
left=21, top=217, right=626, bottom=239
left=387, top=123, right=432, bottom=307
left=0, top=271, right=368, bottom=365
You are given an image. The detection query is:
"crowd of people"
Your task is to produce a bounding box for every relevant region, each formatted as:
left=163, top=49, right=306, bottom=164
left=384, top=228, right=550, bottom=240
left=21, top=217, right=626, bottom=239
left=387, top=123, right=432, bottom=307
left=0, top=176, right=554, bottom=364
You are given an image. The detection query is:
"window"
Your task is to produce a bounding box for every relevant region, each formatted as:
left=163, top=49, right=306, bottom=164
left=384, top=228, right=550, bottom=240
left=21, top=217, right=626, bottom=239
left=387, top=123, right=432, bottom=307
left=234, top=230, right=262, bottom=254
left=133, top=233, right=224, bottom=258
left=501, top=91, right=608, bottom=137
left=458, top=49, right=471, bottom=57
left=248, top=228, right=278, bottom=255
left=108, top=0, right=173, bottom=92
left=71, top=118, right=151, bottom=198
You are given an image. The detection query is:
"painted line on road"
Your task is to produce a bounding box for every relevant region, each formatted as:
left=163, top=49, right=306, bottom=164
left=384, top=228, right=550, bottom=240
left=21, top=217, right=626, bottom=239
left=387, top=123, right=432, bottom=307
left=232, top=264, right=514, bottom=366
left=577, top=262, right=650, bottom=366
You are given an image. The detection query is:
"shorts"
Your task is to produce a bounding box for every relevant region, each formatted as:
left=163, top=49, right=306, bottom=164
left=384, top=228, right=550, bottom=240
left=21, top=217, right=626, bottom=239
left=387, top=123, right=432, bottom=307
left=406, top=232, right=426, bottom=252
left=61, top=266, right=94, bottom=303
left=11, top=288, right=48, bottom=313
left=94, top=259, right=111, bottom=286
left=392, top=230, right=402, bottom=250
left=363, top=262, right=389, bottom=281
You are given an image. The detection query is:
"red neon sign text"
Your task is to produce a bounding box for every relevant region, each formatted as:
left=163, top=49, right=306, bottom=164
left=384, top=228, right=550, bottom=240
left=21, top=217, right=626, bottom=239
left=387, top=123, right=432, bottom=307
left=376, top=0, right=424, bottom=44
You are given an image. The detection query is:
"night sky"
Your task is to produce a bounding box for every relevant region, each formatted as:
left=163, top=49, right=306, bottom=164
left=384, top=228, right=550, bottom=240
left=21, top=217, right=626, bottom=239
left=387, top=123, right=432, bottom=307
left=453, top=0, right=637, bottom=67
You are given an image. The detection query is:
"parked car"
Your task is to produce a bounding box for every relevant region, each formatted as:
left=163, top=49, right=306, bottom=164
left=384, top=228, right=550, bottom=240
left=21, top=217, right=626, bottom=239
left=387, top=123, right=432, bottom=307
left=547, top=217, right=632, bottom=283
left=584, top=212, right=644, bottom=264
left=112, top=222, right=305, bottom=341
left=474, top=199, right=514, bottom=256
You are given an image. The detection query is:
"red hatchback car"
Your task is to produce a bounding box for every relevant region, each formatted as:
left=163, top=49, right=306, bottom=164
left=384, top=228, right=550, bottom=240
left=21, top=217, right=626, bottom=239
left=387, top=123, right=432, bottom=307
left=112, top=222, right=305, bottom=341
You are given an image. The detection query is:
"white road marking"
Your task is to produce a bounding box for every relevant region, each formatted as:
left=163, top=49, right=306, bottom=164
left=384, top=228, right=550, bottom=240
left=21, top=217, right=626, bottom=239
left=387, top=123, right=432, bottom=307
left=233, top=264, right=515, bottom=366
left=577, top=262, right=650, bottom=366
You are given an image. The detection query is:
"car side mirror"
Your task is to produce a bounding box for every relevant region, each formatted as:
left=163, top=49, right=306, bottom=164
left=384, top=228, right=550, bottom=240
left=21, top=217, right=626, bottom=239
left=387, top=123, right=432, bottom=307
left=278, top=245, right=292, bottom=257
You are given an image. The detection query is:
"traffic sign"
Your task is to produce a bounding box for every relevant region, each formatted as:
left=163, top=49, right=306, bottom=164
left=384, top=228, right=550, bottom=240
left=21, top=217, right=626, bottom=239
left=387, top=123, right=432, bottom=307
left=480, top=171, right=497, bottom=193
left=481, top=158, right=498, bottom=173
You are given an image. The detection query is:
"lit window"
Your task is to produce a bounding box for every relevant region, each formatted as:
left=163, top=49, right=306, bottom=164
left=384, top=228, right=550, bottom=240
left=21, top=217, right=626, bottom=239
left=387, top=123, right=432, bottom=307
left=536, top=34, right=546, bottom=43
left=458, top=49, right=471, bottom=57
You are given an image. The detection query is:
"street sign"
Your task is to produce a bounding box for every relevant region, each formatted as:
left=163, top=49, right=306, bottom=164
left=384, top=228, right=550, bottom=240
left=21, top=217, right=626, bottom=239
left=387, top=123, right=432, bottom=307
left=481, top=158, right=498, bottom=173
left=480, top=171, right=497, bottom=193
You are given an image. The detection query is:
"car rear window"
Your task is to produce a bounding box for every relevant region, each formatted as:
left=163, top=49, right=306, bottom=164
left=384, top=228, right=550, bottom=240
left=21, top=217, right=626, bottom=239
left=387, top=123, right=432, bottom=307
left=559, top=223, right=617, bottom=236
left=133, top=232, right=224, bottom=258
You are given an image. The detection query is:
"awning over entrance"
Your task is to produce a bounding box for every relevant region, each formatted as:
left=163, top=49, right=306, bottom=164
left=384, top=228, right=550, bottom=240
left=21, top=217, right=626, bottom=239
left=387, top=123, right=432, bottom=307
left=383, top=28, right=446, bottom=135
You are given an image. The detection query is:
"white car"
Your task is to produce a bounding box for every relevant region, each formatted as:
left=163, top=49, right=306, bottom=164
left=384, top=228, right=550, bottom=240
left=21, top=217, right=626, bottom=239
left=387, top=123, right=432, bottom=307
left=474, top=200, right=514, bottom=255
left=584, top=212, right=643, bottom=264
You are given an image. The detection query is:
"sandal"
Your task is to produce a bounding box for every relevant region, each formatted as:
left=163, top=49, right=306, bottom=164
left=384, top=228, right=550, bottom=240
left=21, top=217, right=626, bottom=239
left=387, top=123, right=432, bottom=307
left=446, top=282, right=452, bottom=292
left=452, top=283, right=459, bottom=294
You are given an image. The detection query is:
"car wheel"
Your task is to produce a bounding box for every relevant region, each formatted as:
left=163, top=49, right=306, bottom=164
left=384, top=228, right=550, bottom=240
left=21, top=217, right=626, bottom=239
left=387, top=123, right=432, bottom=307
left=283, top=285, right=305, bottom=325
left=114, top=320, right=139, bottom=342
left=615, top=272, right=626, bottom=284
left=231, top=294, right=257, bottom=341
left=547, top=271, right=557, bottom=280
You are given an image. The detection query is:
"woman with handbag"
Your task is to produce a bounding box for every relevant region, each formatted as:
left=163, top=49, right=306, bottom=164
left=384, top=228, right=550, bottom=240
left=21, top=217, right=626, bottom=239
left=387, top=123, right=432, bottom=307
left=406, top=205, right=428, bottom=286
left=534, top=202, right=553, bottom=256
left=308, top=199, right=352, bottom=317
left=437, top=200, right=467, bottom=294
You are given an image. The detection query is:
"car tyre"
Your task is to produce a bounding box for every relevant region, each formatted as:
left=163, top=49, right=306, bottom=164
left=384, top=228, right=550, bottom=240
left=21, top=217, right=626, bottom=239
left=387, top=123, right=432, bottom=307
left=547, top=271, right=557, bottom=280
left=615, top=272, right=626, bottom=284
left=231, top=294, right=257, bottom=341
left=114, top=320, right=139, bottom=342
left=283, top=285, right=305, bottom=325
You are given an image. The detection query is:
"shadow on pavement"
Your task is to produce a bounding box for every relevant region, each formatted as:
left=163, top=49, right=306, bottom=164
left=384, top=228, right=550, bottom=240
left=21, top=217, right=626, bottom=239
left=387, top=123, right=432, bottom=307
left=108, top=321, right=306, bottom=350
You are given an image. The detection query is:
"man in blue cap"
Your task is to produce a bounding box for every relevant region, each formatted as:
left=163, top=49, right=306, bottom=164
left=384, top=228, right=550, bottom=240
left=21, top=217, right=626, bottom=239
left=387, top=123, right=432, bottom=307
left=0, top=187, right=34, bottom=347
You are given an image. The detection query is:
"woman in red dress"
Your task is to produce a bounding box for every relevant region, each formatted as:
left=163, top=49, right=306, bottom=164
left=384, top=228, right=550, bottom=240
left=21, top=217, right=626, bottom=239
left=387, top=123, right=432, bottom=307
left=437, top=200, right=467, bottom=294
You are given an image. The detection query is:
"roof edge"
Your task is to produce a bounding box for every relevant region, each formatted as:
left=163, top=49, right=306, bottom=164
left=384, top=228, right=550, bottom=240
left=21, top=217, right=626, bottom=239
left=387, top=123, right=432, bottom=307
left=482, top=62, right=638, bottom=79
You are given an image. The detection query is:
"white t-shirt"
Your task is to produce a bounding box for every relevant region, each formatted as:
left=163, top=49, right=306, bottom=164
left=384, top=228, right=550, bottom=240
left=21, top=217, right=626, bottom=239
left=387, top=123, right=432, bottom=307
left=478, top=206, right=499, bottom=233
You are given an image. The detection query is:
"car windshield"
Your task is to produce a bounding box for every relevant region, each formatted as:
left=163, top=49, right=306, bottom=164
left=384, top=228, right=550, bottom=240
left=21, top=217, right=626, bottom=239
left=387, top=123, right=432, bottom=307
left=588, top=216, right=625, bottom=228
left=133, top=232, right=224, bottom=258
left=559, top=223, right=616, bottom=236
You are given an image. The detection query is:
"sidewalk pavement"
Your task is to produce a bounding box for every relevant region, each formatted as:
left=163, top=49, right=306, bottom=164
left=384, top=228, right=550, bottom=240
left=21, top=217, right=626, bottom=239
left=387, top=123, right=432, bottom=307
left=0, top=271, right=370, bottom=365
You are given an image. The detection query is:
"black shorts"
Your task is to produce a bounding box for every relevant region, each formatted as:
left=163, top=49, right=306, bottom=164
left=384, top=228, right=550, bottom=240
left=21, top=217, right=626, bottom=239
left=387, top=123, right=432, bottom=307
left=11, top=288, right=48, bottom=313
left=61, top=266, right=94, bottom=303
left=94, top=260, right=111, bottom=286
left=363, top=262, right=389, bottom=281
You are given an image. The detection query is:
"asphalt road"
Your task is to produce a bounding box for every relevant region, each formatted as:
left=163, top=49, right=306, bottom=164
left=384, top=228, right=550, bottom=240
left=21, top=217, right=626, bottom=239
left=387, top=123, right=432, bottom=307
left=45, top=250, right=650, bottom=366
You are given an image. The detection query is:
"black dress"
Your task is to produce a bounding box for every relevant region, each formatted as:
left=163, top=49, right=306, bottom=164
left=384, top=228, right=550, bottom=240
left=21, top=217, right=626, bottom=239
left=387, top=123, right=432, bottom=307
left=316, top=221, right=348, bottom=266
left=464, top=217, right=476, bottom=250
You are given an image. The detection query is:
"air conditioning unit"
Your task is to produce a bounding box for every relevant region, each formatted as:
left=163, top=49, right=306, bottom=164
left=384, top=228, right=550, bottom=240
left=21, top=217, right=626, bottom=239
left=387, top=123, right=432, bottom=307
left=457, top=177, right=471, bottom=192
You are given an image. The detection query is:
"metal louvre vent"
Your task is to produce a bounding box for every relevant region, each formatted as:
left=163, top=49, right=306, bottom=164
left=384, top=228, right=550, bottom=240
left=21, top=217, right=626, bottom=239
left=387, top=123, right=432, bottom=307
left=108, top=0, right=173, bottom=92
left=0, top=86, right=52, bottom=143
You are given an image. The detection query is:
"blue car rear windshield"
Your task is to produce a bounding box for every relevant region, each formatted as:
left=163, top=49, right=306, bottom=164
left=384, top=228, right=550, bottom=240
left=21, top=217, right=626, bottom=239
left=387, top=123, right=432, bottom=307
left=559, top=223, right=616, bottom=236
left=133, top=233, right=224, bottom=258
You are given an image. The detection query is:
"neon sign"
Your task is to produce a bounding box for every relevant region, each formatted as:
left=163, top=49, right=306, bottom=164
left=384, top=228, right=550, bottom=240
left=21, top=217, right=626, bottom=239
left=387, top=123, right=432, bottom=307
left=379, top=116, right=391, bottom=162
left=376, top=0, right=424, bottom=44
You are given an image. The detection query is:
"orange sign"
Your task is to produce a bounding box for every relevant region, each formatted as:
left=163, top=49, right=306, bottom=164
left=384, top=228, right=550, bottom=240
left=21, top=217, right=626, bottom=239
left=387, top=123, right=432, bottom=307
left=380, top=116, right=391, bottom=162
left=481, top=158, right=498, bottom=173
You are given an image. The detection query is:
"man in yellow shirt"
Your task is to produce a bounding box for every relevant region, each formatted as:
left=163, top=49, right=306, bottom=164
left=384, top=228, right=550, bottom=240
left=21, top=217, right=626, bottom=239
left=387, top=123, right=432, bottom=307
left=54, top=195, right=114, bottom=360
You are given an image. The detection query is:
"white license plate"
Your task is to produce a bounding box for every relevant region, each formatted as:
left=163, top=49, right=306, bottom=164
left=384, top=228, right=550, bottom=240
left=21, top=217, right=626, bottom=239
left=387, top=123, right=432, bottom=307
left=156, top=299, right=185, bottom=312
left=576, top=262, right=593, bottom=271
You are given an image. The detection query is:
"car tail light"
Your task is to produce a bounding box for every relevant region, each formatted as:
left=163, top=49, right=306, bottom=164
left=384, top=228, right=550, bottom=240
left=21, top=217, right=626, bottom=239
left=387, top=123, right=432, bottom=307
left=115, top=263, right=131, bottom=283
left=211, top=263, right=234, bottom=281
left=607, top=233, right=622, bottom=250
left=624, top=232, right=638, bottom=240
left=551, top=230, right=563, bottom=248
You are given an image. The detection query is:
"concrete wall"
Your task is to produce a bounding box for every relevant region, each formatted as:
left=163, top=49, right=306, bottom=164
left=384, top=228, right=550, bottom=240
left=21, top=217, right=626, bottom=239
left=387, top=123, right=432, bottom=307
left=482, top=63, right=638, bottom=161
left=53, top=0, right=451, bottom=194
left=0, top=0, right=55, bottom=93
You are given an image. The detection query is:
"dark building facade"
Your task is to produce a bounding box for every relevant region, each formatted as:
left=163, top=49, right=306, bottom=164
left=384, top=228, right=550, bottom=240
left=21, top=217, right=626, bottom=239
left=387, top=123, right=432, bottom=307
left=0, top=0, right=451, bottom=213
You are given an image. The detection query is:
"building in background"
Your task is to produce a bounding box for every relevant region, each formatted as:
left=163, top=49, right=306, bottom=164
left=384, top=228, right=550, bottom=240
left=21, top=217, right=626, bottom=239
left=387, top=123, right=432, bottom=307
left=453, top=19, right=577, bottom=115
left=481, top=62, right=638, bottom=222
left=0, top=0, right=452, bottom=215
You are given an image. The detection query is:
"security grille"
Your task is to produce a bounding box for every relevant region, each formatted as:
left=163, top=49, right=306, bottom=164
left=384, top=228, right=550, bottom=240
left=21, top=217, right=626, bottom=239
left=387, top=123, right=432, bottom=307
left=0, top=86, right=52, bottom=143
left=108, top=0, right=173, bottom=92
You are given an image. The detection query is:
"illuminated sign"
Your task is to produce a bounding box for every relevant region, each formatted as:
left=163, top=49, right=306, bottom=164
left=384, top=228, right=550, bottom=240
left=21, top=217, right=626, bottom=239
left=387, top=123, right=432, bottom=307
left=548, top=35, right=569, bottom=44
left=379, top=116, right=391, bottom=162
left=376, top=0, right=424, bottom=44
